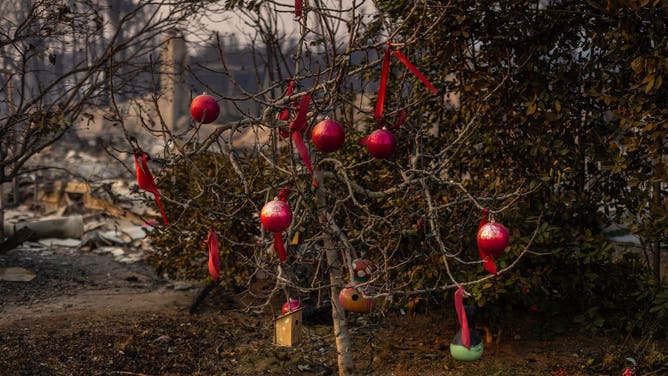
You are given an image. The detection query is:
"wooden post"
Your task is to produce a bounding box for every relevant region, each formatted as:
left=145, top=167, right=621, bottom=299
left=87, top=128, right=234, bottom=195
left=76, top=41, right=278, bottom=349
left=4, top=72, right=18, bottom=206
left=0, top=176, right=4, bottom=240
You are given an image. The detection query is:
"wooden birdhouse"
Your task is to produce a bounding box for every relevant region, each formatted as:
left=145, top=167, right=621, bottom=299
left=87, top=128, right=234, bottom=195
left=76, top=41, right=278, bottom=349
left=274, top=307, right=303, bottom=347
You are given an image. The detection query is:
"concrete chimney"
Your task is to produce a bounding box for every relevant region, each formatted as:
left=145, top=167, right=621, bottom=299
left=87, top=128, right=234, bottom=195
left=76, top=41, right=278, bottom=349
left=159, top=30, right=188, bottom=132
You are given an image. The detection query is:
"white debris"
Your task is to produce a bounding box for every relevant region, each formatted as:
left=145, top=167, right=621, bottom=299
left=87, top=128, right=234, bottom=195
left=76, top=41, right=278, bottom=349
left=0, top=267, right=37, bottom=282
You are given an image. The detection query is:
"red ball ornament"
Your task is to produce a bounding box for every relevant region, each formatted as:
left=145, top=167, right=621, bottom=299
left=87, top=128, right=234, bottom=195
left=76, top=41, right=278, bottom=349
left=260, top=199, right=293, bottom=233
left=312, top=119, right=345, bottom=153
left=339, top=284, right=373, bottom=313
left=366, top=129, right=396, bottom=159
left=190, top=93, right=220, bottom=124
left=281, top=299, right=302, bottom=314
left=477, top=221, right=509, bottom=259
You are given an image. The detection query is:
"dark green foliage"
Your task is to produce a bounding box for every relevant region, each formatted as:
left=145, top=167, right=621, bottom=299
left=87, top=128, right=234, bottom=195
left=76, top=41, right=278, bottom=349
left=148, top=151, right=270, bottom=285
left=374, top=0, right=667, bottom=336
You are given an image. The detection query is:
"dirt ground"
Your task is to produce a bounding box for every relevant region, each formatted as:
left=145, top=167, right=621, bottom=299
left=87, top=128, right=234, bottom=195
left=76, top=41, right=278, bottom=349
left=1, top=241, right=653, bottom=376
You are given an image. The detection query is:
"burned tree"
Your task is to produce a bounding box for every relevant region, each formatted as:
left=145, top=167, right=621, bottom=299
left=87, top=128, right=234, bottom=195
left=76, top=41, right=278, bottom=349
left=138, top=1, right=538, bottom=375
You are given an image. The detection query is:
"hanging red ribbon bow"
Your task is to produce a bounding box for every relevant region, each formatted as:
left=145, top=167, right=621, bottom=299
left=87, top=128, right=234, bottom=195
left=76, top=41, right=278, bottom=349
left=390, top=46, right=439, bottom=95
left=278, top=84, right=316, bottom=186
left=207, top=229, right=220, bottom=281
left=134, top=152, right=168, bottom=225
left=278, top=79, right=296, bottom=125
left=478, top=208, right=497, bottom=275
left=454, top=285, right=471, bottom=349
left=362, top=43, right=438, bottom=144
left=374, top=47, right=392, bottom=126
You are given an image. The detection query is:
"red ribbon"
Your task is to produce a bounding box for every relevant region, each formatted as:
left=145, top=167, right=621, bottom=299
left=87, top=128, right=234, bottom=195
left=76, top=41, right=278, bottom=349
left=362, top=44, right=437, bottom=147
left=285, top=93, right=316, bottom=186
left=295, top=0, right=303, bottom=19
left=274, top=232, right=287, bottom=263
left=390, top=48, right=439, bottom=95
left=278, top=79, right=295, bottom=123
left=273, top=188, right=290, bottom=263
left=478, top=208, right=497, bottom=275
left=277, top=188, right=290, bottom=202
left=454, top=285, right=471, bottom=349
left=374, top=47, right=391, bottom=125
left=134, top=152, right=168, bottom=225
left=207, top=229, right=220, bottom=281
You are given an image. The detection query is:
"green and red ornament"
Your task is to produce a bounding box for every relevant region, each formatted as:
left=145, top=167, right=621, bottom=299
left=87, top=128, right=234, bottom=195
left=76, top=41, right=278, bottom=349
left=476, top=208, right=509, bottom=275
left=450, top=285, right=483, bottom=361
left=260, top=189, right=293, bottom=263
left=190, top=93, right=220, bottom=124
left=352, top=258, right=374, bottom=282
left=133, top=151, right=168, bottom=225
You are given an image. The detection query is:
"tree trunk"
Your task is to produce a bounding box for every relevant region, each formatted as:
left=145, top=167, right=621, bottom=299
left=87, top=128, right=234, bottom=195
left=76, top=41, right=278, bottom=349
left=0, top=177, right=4, bottom=240
left=315, top=173, right=355, bottom=376
left=653, top=181, right=662, bottom=283
left=324, top=242, right=355, bottom=376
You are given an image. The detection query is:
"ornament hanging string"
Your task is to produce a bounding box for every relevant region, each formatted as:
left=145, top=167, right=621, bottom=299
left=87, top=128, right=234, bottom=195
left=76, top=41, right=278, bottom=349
left=206, top=229, right=220, bottom=281
left=454, top=285, right=471, bottom=349
left=478, top=208, right=497, bottom=275
left=133, top=151, right=168, bottom=225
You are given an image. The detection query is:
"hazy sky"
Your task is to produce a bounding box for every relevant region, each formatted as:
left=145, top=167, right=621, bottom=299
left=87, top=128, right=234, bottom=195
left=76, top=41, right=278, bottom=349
left=195, top=1, right=378, bottom=46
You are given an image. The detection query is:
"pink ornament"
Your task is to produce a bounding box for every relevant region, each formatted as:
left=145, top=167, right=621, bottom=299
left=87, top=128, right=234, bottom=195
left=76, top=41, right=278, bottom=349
left=477, top=221, right=509, bottom=259
left=281, top=299, right=303, bottom=314
left=260, top=200, right=293, bottom=233
left=190, top=93, right=220, bottom=124
left=260, top=198, right=293, bottom=263
left=365, top=129, right=396, bottom=159
left=312, top=119, right=345, bottom=153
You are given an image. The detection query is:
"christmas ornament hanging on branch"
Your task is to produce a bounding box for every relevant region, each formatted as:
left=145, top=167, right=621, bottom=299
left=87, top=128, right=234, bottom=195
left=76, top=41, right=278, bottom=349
left=359, top=43, right=438, bottom=159
left=282, top=298, right=303, bottom=314
left=190, top=93, right=220, bottom=124
left=476, top=208, right=510, bottom=275
left=312, top=118, right=345, bottom=153
left=260, top=189, right=293, bottom=263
